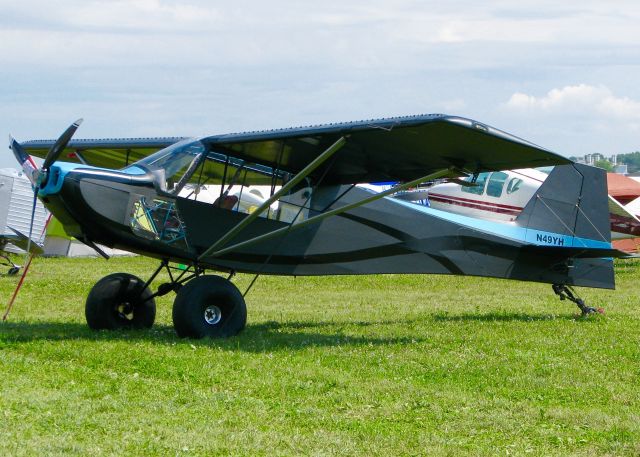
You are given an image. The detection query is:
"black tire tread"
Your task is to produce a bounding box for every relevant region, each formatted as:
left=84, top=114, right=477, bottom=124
left=85, top=272, right=156, bottom=330
left=172, top=275, right=246, bottom=338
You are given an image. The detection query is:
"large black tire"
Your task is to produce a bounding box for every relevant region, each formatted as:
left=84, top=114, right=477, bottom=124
left=85, top=273, right=156, bottom=330
left=172, top=275, right=246, bottom=338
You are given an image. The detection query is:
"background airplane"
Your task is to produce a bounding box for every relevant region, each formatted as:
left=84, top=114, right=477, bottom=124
left=0, top=228, right=44, bottom=274
left=419, top=168, right=640, bottom=243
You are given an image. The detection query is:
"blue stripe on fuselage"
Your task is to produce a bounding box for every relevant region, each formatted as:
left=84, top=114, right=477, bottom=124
left=387, top=195, right=611, bottom=249
left=38, top=162, right=145, bottom=197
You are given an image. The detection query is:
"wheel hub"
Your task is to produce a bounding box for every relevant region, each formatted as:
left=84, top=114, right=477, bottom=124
left=117, top=302, right=134, bottom=320
left=203, top=305, right=222, bottom=325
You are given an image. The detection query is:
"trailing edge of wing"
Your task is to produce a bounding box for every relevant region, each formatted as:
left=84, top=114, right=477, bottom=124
left=17, top=114, right=571, bottom=183
left=202, top=114, right=571, bottom=184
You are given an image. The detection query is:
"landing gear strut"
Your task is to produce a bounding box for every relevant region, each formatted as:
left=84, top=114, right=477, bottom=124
left=0, top=253, right=20, bottom=275
left=552, top=284, right=604, bottom=316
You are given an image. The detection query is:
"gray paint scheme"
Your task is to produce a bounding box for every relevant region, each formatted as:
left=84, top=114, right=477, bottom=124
left=175, top=163, right=614, bottom=289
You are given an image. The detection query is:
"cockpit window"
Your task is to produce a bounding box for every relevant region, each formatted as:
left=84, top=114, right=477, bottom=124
left=126, top=139, right=313, bottom=223
left=128, top=139, right=205, bottom=193
left=506, top=177, right=523, bottom=194
left=461, top=172, right=489, bottom=195
left=486, top=171, right=508, bottom=198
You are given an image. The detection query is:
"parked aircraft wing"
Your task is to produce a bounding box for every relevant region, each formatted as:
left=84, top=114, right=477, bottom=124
left=624, top=195, right=640, bottom=216
left=3, top=227, right=44, bottom=255
left=200, top=114, right=571, bottom=185
left=19, top=115, right=571, bottom=182
left=608, top=195, right=640, bottom=238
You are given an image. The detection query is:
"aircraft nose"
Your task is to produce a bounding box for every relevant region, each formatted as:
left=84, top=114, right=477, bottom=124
left=38, top=163, right=81, bottom=197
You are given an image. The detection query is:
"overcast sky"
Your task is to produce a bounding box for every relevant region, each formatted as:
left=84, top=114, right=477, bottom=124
left=1, top=1, right=639, bottom=168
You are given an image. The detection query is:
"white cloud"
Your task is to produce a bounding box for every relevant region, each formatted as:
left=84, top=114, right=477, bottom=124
left=505, top=84, right=640, bottom=119
left=437, top=98, right=467, bottom=112
left=68, top=0, right=220, bottom=31
left=1, top=1, right=640, bottom=165
left=498, top=84, right=640, bottom=156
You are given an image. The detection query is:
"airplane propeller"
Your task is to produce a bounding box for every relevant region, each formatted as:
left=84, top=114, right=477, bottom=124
left=10, top=118, right=83, bottom=189
left=3, top=119, right=83, bottom=321
left=42, top=119, right=83, bottom=171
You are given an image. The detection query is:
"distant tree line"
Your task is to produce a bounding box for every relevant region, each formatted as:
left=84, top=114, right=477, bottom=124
left=617, top=152, right=640, bottom=173
left=569, top=151, right=640, bottom=173
left=594, top=159, right=614, bottom=172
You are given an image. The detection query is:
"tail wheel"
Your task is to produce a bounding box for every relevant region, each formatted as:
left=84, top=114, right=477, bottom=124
left=85, top=273, right=156, bottom=330
left=172, top=275, right=246, bottom=339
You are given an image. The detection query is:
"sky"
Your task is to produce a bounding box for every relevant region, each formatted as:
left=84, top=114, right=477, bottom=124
left=1, top=0, right=639, bottom=168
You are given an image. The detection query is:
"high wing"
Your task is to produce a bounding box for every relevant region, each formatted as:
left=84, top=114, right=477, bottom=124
left=20, top=114, right=571, bottom=182
left=21, top=137, right=185, bottom=169
left=202, top=114, right=571, bottom=184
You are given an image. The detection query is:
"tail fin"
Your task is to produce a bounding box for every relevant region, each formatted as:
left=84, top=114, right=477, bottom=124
left=516, top=163, right=610, bottom=244
left=515, top=163, right=621, bottom=289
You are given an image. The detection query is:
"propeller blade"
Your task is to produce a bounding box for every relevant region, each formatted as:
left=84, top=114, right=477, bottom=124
left=8, top=136, right=39, bottom=186
left=42, top=118, right=83, bottom=170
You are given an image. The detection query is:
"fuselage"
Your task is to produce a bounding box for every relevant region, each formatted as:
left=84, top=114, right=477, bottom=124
left=36, top=153, right=615, bottom=289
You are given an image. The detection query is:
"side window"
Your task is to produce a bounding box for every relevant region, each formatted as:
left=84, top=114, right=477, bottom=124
left=486, top=172, right=508, bottom=198
left=461, top=172, right=489, bottom=195
left=506, top=177, right=523, bottom=194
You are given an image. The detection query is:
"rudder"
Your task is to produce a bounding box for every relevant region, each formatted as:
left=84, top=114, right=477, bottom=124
left=516, top=163, right=610, bottom=244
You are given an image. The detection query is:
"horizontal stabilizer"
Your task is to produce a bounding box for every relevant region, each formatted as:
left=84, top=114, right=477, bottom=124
left=523, top=245, right=628, bottom=259
left=6, top=226, right=44, bottom=255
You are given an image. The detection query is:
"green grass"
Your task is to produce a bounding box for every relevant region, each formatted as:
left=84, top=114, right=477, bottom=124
left=1, top=256, right=639, bottom=456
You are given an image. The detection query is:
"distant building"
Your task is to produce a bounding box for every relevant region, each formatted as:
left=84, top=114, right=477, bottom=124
left=583, top=153, right=605, bottom=165
left=615, top=164, right=628, bottom=175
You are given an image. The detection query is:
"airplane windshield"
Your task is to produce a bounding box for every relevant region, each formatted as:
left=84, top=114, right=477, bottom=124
left=124, top=137, right=316, bottom=234
left=128, top=139, right=205, bottom=192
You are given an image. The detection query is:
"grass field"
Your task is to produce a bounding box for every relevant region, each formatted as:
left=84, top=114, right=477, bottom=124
left=1, top=256, right=639, bottom=456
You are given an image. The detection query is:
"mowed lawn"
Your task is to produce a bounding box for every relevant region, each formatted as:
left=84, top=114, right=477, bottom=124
left=1, top=256, right=639, bottom=456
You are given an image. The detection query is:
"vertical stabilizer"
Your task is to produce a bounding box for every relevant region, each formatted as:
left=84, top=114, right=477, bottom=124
left=516, top=163, right=610, bottom=244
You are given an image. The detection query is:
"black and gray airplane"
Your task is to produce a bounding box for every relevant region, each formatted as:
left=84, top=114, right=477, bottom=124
left=10, top=114, right=621, bottom=338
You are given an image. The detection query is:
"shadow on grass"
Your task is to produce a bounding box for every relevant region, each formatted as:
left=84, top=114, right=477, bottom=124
left=0, top=319, right=424, bottom=352
left=1, top=311, right=600, bottom=352
left=433, top=311, right=598, bottom=323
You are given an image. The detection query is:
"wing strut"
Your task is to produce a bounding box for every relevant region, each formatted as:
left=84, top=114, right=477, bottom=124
left=198, top=136, right=347, bottom=260
left=205, top=167, right=457, bottom=259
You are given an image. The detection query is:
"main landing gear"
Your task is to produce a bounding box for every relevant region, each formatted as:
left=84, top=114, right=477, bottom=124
left=0, top=253, right=20, bottom=276
left=85, top=261, right=246, bottom=338
left=552, top=284, right=604, bottom=316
